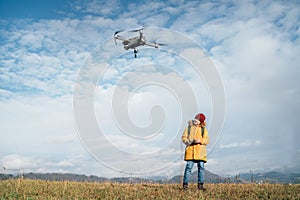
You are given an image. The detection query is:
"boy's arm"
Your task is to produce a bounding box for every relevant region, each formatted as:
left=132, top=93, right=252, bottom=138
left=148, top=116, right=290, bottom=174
left=182, top=127, right=191, bottom=145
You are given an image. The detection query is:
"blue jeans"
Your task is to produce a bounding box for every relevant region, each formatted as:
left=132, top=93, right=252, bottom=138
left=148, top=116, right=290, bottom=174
left=183, top=160, right=205, bottom=184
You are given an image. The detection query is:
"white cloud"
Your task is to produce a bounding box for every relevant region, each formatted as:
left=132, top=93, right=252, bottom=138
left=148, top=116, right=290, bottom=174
left=57, top=159, right=74, bottom=167
left=220, top=140, right=262, bottom=149
left=0, top=153, right=100, bottom=175
left=1, top=154, right=38, bottom=171
left=72, top=0, right=122, bottom=16
left=0, top=94, right=77, bottom=156
left=51, top=134, right=78, bottom=144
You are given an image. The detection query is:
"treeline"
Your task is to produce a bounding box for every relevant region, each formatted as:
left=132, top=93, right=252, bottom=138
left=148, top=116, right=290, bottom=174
left=0, top=173, right=108, bottom=182
left=1, top=170, right=299, bottom=184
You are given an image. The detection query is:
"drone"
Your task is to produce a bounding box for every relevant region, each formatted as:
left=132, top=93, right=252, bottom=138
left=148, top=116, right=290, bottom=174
left=114, top=28, right=166, bottom=58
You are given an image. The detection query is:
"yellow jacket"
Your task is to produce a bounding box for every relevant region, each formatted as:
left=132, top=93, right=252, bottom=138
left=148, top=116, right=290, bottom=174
left=182, top=121, right=209, bottom=162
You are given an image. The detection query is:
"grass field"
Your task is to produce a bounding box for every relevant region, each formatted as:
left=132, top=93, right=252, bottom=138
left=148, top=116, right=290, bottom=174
left=1, top=179, right=300, bottom=200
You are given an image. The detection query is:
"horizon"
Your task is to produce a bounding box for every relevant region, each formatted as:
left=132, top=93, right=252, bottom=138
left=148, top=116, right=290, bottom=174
left=1, top=168, right=299, bottom=180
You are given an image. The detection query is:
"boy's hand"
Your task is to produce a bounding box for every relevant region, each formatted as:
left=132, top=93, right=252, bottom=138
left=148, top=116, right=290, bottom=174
left=193, top=139, right=201, bottom=144
left=183, top=139, right=193, bottom=146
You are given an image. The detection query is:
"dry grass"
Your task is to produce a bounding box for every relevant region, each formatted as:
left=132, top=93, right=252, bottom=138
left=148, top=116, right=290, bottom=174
left=0, top=179, right=299, bottom=199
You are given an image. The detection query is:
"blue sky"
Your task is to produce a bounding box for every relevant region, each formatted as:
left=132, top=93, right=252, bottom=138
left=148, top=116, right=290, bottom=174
left=0, top=0, right=69, bottom=19
left=0, top=0, right=300, bottom=178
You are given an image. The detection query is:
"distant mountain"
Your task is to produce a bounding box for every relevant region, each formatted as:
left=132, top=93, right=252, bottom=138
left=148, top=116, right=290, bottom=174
left=0, top=170, right=299, bottom=184
left=0, top=172, right=108, bottom=182
left=231, top=171, right=300, bottom=184
left=0, top=170, right=224, bottom=184
left=0, top=173, right=13, bottom=180
left=0, top=173, right=156, bottom=183
left=28, top=173, right=109, bottom=182
left=160, top=170, right=225, bottom=184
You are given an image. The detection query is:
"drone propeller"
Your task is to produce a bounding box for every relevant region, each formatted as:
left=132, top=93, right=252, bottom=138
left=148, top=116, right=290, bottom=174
left=156, top=42, right=167, bottom=46
left=152, top=39, right=167, bottom=46
left=146, top=40, right=168, bottom=48
left=114, top=30, right=124, bottom=35
left=114, top=30, right=126, bottom=44
left=128, top=28, right=143, bottom=33
left=149, top=38, right=167, bottom=45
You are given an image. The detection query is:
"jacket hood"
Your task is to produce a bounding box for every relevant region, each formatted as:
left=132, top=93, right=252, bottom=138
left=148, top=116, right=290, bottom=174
left=188, top=119, right=206, bottom=127
left=188, top=119, right=200, bottom=126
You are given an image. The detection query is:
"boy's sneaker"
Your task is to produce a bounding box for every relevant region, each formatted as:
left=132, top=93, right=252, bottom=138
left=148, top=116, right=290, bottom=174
left=183, top=183, right=188, bottom=190
left=198, top=183, right=207, bottom=191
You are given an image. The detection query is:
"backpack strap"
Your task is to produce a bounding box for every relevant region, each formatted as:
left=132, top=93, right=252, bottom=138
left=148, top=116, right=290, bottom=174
left=187, top=125, right=191, bottom=138
left=201, top=126, right=204, bottom=137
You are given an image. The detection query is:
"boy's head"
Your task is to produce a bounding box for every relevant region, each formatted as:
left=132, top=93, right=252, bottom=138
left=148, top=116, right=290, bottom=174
left=195, top=113, right=206, bottom=123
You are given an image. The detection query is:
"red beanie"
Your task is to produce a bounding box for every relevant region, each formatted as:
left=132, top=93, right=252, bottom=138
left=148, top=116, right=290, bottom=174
left=195, top=113, right=206, bottom=123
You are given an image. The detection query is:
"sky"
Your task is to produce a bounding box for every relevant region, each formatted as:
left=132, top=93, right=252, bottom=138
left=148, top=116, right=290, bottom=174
left=0, top=0, right=300, bottom=178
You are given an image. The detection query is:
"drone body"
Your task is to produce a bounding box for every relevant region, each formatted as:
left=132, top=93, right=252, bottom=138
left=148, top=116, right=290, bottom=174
left=114, top=28, right=165, bottom=58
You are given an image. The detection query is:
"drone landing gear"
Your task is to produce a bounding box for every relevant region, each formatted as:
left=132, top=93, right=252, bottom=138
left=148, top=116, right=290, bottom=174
left=134, top=49, right=138, bottom=58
